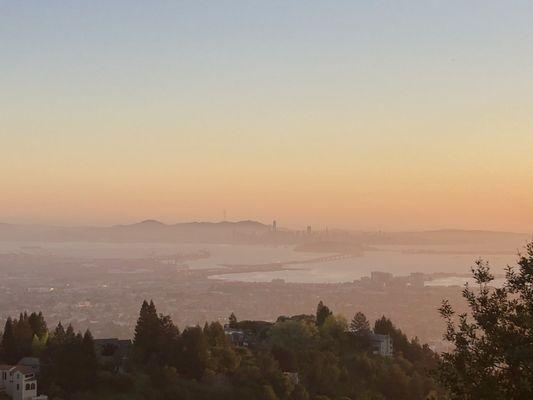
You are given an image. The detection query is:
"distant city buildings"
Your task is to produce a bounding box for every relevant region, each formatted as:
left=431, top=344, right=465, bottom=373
left=370, top=271, right=394, bottom=287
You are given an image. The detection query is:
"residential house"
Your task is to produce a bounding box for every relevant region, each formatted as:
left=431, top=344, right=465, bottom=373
left=0, top=363, right=47, bottom=400
left=370, top=333, right=393, bottom=357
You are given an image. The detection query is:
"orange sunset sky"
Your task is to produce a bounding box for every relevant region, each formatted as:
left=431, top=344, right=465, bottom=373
left=1, top=2, right=532, bottom=232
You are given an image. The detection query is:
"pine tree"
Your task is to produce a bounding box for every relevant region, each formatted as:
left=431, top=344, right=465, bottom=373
left=65, top=324, right=76, bottom=342
left=13, top=312, right=33, bottom=359
left=81, top=330, right=98, bottom=387
left=134, top=300, right=156, bottom=362
left=42, top=325, right=100, bottom=394
left=229, top=312, right=238, bottom=328
left=134, top=299, right=178, bottom=364
left=316, top=301, right=332, bottom=327
left=28, top=311, right=48, bottom=339
left=158, top=313, right=180, bottom=366
left=1, top=317, right=17, bottom=364
left=53, top=322, right=66, bottom=343
left=349, top=312, right=371, bottom=336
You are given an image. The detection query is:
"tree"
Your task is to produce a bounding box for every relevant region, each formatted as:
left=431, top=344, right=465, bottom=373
left=229, top=312, right=238, bottom=328
left=320, top=315, right=349, bottom=353
left=53, top=321, right=66, bottom=343
left=41, top=324, right=99, bottom=394
left=179, top=326, right=209, bottom=379
left=28, top=311, right=48, bottom=339
left=291, top=384, right=310, bottom=400
left=65, top=324, right=75, bottom=341
left=261, top=384, right=279, bottom=400
left=204, top=321, right=227, bottom=347
left=81, top=330, right=98, bottom=387
left=270, top=319, right=318, bottom=352
left=303, top=350, right=341, bottom=396
left=0, top=314, right=36, bottom=363
left=316, top=301, right=332, bottom=327
left=133, top=300, right=181, bottom=367
left=133, top=300, right=161, bottom=362
left=204, top=321, right=240, bottom=373
left=350, top=312, right=371, bottom=336
left=1, top=317, right=17, bottom=363
left=438, top=243, right=533, bottom=400
left=14, top=313, right=33, bottom=359
left=31, top=333, right=48, bottom=356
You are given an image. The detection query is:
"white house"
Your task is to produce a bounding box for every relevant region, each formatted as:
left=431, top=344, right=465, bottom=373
left=0, top=364, right=47, bottom=400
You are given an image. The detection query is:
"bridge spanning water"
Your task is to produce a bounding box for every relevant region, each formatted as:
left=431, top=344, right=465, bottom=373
left=221, top=252, right=358, bottom=269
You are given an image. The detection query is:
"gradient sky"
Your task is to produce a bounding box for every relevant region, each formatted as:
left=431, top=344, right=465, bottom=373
left=1, top=1, right=533, bottom=231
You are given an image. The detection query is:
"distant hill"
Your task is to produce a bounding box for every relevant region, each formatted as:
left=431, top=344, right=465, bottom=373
left=0, top=220, right=271, bottom=243
left=0, top=221, right=529, bottom=250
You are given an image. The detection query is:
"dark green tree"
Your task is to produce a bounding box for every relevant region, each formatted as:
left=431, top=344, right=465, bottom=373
left=291, top=384, right=310, bottom=400
left=316, top=301, right=332, bottom=327
left=229, top=312, right=238, bottom=328
left=350, top=312, right=371, bottom=336
left=14, top=312, right=33, bottom=359
left=41, top=324, right=98, bottom=394
left=133, top=300, right=161, bottom=363
left=65, top=324, right=76, bottom=343
left=53, top=321, right=66, bottom=343
left=179, top=326, right=209, bottom=379
left=134, top=300, right=181, bottom=367
left=1, top=317, right=17, bottom=363
left=204, top=321, right=226, bottom=347
left=81, top=330, right=98, bottom=386
left=203, top=321, right=240, bottom=373
left=28, top=311, right=48, bottom=339
left=438, top=244, right=533, bottom=400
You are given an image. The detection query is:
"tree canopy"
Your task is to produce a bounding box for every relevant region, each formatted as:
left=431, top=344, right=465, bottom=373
left=0, top=300, right=442, bottom=400
left=438, top=242, right=533, bottom=400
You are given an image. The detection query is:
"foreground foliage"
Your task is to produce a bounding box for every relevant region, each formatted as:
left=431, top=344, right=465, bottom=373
left=1, top=300, right=441, bottom=400
left=438, top=242, right=533, bottom=400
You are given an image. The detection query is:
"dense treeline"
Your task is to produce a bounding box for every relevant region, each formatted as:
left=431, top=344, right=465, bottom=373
left=0, top=312, right=99, bottom=398
left=0, top=300, right=441, bottom=400
left=1, top=311, right=48, bottom=363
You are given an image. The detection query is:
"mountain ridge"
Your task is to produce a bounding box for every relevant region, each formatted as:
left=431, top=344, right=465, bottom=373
left=0, top=220, right=529, bottom=246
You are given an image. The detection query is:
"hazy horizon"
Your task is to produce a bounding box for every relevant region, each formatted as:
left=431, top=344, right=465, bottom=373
left=2, top=1, right=533, bottom=232
left=1, top=217, right=532, bottom=235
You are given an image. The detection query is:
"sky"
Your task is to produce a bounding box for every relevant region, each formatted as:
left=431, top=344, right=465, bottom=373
left=1, top=1, right=533, bottom=231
